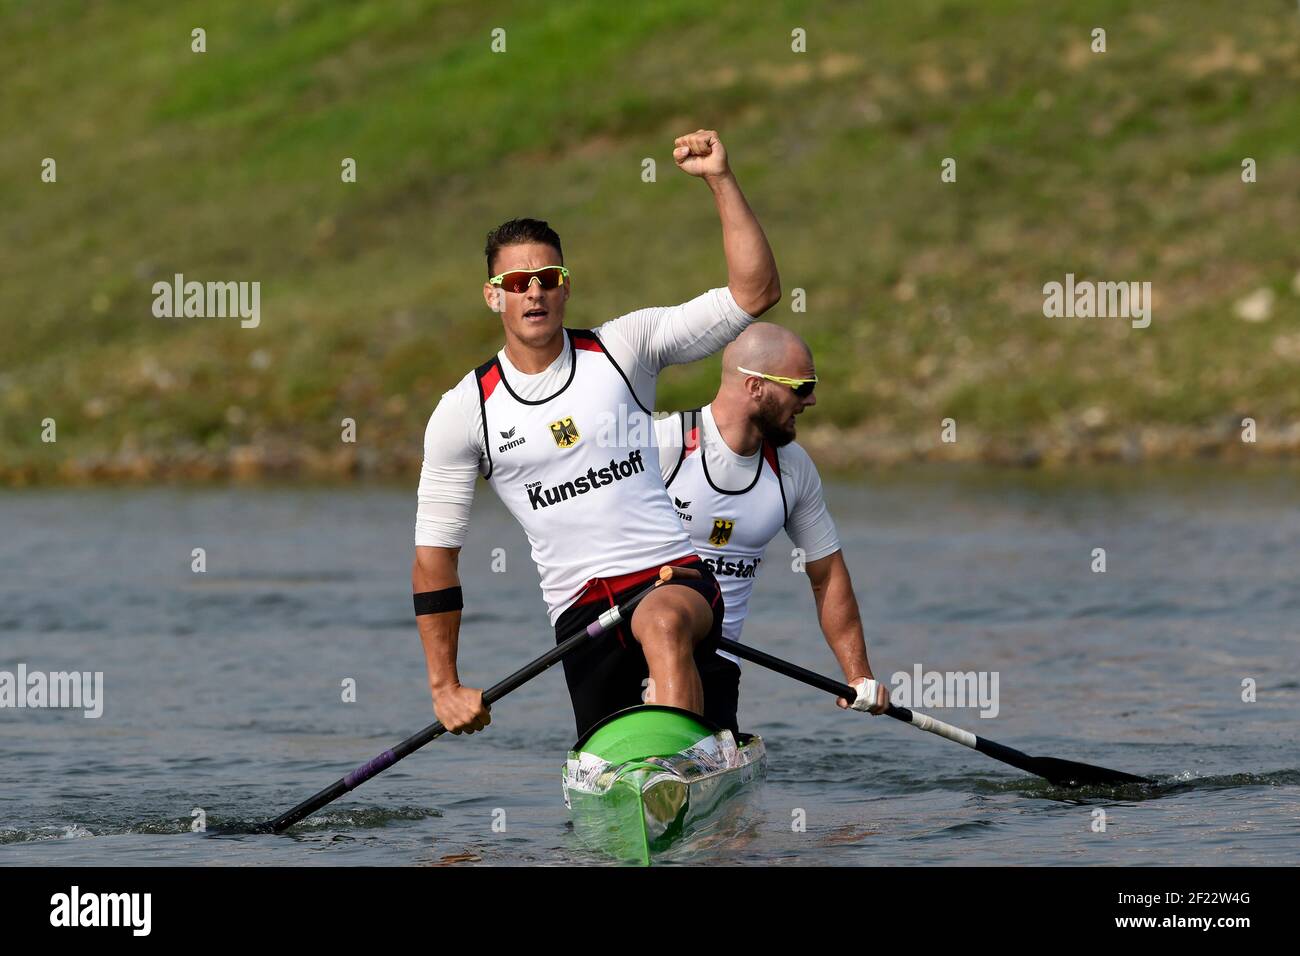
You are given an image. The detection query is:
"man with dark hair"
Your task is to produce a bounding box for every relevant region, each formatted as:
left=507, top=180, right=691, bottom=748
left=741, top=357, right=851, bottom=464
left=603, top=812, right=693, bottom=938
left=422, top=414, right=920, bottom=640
left=655, top=323, right=891, bottom=737
left=413, top=129, right=781, bottom=739
left=483, top=218, right=565, bottom=274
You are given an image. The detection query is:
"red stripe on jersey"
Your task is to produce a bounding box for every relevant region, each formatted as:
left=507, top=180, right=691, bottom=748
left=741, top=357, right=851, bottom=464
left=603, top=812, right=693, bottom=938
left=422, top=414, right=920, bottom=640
left=762, top=442, right=778, bottom=473
left=480, top=363, right=502, bottom=400
left=572, top=335, right=602, bottom=352
left=684, top=426, right=700, bottom=456
left=571, top=554, right=699, bottom=608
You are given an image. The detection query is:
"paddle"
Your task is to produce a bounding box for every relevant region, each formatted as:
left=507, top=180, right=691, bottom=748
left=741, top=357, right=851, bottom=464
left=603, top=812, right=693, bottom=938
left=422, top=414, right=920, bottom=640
left=263, top=564, right=690, bottom=833
left=717, top=637, right=1153, bottom=787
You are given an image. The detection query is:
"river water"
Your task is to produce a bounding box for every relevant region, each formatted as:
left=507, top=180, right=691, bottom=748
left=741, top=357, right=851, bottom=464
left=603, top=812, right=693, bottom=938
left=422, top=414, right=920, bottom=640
left=2, top=467, right=1297, bottom=865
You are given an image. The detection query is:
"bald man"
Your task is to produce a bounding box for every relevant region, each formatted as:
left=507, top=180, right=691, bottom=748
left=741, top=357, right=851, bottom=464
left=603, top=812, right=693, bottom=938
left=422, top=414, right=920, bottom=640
left=654, top=322, right=890, bottom=735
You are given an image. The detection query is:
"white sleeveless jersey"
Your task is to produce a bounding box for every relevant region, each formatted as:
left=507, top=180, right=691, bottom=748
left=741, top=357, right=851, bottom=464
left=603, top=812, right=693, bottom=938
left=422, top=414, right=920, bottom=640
left=661, top=408, right=788, bottom=663
left=474, top=329, right=693, bottom=621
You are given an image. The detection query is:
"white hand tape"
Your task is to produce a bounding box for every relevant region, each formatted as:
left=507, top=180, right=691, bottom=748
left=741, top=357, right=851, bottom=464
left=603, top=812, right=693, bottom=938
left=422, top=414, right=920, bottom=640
left=850, top=678, right=881, bottom=713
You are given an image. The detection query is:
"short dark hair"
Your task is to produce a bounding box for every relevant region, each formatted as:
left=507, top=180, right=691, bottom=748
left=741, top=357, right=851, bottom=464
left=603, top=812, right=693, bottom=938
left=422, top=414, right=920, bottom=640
left=485, top=218, right=563, bottom=277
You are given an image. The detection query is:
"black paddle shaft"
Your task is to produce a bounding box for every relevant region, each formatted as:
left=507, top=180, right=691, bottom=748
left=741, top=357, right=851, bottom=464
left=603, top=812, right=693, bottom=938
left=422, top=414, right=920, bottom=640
left=718, top=638, right=862, bottom=704
left=716, top=638, right=1152, bottom=787
left=266, top=570, right=677, bottom=833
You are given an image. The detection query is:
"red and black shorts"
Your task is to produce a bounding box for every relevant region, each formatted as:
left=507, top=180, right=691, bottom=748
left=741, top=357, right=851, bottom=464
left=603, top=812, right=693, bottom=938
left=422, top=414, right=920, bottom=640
left=553, top=555, right=739, bottom=740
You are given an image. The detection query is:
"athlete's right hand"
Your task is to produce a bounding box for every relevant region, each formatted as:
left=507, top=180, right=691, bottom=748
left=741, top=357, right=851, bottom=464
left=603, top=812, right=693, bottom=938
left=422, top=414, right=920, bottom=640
left=432, top=684, right=491, bottom=734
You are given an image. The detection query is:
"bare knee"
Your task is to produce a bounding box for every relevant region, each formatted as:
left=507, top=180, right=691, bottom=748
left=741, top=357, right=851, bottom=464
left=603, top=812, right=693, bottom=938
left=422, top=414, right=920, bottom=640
left=634, top=600, right=704, bottom=660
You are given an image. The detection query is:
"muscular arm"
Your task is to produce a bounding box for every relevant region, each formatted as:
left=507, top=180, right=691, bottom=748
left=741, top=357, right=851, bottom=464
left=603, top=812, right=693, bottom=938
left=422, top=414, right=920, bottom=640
left=805, top=550, right=876, bottom=688
left=706, top=170, right=781, bottom=317
left=412, top=384, right=491, bottom=732
left=782, top=444, right=862, bottom=686
left=597, top=134, right=780, bottom=397
left=414, top=382, right=483, bottom=548
left=412, top=544, right=490, bottom=733
left=781, top=449, right=881, bottom=708
left=413, top=545, right=464, bottom=695
left=600, top=288, right=758, bottom=408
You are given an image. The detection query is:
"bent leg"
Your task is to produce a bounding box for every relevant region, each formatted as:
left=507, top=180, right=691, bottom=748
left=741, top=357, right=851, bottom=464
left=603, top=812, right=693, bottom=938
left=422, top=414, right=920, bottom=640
left=553, top=591, right=651, bottom=739
left=629, top=585, right=713, bottom=714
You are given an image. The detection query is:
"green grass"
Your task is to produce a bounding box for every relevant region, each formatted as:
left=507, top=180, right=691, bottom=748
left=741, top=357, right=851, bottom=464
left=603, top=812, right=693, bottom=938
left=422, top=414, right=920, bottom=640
left=2, top=0, right=1299, bottom=478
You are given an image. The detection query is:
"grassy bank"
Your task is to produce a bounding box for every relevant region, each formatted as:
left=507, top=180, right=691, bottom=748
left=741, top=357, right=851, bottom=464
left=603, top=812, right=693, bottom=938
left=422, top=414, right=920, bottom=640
left=3, top=0, right=1299, bottom=483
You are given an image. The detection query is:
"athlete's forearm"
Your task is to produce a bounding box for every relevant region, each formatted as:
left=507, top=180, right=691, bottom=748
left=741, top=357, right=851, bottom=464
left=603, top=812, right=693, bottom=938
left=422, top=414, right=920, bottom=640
left=413, top=547, right=464, bottom=694
left=419, top=612, right=464, bottom=693
left=705, top=171, right=780, bottom=317
left=808, top=552, right=874, bottom=682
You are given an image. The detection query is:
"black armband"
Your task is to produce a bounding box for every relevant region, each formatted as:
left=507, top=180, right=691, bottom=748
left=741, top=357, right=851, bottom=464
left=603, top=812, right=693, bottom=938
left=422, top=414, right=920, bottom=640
left=414, top=587, right=464, bottom=616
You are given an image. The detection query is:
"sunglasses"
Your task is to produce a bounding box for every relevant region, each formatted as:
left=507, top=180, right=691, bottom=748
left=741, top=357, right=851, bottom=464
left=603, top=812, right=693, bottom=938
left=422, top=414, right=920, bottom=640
left=737, top=366, right=818, bottom=398
left=488, top=265, right=570, bottom=294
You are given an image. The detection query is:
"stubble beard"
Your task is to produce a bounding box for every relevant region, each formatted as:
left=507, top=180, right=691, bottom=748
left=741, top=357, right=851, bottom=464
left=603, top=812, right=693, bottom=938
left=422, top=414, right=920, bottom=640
left=755, top=391, right=797, bottom=448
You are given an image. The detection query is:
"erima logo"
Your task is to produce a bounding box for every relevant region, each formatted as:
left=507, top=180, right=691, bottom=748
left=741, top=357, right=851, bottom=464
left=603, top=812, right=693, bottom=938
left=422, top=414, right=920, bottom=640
left=526, top=450, right=645, bottom=510
left=702, top=555, right=761, bottom=579
left=498, top=426, right=526, bottom=454
left=674, top=497, right=692, bottom=522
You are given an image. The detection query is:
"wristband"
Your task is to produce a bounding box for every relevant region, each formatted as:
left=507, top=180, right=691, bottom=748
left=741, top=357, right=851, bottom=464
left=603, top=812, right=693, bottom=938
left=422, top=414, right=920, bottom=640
left=414, top=587, right=463, bottom=616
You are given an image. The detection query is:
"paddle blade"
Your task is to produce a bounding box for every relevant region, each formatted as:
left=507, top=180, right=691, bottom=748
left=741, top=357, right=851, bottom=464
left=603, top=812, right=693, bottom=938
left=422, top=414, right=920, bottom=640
left=975, top=736, right=1152, bottom=787
left=1030, top=756, right=1154, bottom=787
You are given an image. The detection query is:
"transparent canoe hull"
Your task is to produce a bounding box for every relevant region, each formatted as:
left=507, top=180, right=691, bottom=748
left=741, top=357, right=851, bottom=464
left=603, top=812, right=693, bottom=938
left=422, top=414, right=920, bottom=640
left=562, top=706, right=767, bottom=865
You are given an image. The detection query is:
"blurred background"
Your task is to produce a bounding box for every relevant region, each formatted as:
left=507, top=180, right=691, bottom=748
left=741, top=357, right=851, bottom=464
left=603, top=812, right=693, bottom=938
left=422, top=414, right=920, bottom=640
left=3, top=0, right=1298, bottom=483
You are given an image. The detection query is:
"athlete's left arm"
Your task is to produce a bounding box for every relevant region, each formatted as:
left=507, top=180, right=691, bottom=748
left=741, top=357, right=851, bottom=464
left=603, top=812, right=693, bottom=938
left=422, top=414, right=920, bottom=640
left=783, top=444, right=879, bottom=705
left=805, top=551, right=877, bottom=702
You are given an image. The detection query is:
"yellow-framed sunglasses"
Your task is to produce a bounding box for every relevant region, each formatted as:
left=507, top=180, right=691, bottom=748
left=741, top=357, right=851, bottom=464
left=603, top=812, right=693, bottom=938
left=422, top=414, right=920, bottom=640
left=737, top=366, right=818, bottom=398
left=488, top=265, right=570, bottom=294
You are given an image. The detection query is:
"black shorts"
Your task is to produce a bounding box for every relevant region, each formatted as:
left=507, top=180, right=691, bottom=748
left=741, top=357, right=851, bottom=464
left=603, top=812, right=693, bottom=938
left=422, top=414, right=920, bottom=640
left=553, top=557, right=739, bottom=740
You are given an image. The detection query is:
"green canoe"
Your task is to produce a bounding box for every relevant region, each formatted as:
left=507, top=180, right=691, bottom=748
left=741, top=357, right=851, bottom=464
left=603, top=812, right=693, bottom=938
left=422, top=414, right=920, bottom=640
left=562, top=705, right=767, bottom=865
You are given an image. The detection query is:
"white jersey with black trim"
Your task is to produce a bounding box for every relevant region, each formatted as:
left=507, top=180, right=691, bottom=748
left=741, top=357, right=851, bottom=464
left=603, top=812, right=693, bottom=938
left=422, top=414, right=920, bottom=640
left=416, top=286, right=756, bottom=623
left=655, top=403, right=841, bottom=663
left=474, top=328, right=693, bottom=622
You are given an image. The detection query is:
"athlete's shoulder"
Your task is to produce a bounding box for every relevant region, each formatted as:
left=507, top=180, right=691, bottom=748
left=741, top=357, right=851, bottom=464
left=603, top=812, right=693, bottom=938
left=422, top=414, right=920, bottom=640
left=462, top=348, right=509, bottom=401
left=421, top=372, right=485, bottom=457
left=775, top=438, right=820, bottom=480
left=778, top=437, right=813, bottom=464
left=586, top=317, right=640, bottom=364
left=430, top=368, right=487, bottom=429
left=564, top=326, right=607, bottom=354
left=445, top=366, right=483, bottom=401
